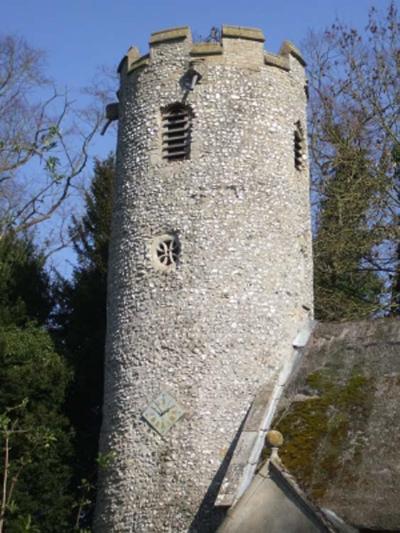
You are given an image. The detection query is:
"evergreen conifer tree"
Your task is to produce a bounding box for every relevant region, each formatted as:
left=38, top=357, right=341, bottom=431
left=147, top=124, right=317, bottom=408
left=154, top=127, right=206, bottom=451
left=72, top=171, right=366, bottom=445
left=313, top=138, right=383, bottom=320
left=55, top=155, right=114, bottom=527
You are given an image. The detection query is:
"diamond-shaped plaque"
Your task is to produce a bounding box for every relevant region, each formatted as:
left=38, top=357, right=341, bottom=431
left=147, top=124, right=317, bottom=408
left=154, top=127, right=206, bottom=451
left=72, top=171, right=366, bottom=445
left=142, top=391, right=185, bottom=436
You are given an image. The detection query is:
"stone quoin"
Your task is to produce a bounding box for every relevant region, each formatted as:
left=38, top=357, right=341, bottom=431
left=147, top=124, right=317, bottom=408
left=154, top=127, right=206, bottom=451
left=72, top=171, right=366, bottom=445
left=95, top=25, right=313, bottom=532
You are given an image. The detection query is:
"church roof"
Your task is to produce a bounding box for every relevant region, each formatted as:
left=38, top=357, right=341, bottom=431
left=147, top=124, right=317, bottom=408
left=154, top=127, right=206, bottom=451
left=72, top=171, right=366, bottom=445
left=272, top=318, right=400, bottom=531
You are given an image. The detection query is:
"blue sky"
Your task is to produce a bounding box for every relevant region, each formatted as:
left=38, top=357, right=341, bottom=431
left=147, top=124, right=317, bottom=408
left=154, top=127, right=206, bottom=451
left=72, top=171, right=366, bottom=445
left=4, top=0, right=377, bottom=97
left=3, top=0, right=379, bottom=173
left=3, top=0, right=380, bottom=273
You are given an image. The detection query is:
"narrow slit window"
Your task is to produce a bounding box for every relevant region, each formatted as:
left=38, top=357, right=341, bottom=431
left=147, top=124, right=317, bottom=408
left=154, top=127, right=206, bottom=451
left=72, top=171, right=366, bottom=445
left=294, top=121, right=305, bottom=170
left=162, top=104, right=192, bottom=161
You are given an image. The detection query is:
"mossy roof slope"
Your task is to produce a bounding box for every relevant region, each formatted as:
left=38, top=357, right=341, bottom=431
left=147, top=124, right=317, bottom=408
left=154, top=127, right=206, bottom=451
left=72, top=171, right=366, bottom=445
left=272, top=318, right=400, bottom=531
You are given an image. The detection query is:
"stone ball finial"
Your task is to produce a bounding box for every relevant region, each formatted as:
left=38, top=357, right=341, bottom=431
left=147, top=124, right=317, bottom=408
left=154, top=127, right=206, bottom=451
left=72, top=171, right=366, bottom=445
left=266, top=430, right=284, bottom=448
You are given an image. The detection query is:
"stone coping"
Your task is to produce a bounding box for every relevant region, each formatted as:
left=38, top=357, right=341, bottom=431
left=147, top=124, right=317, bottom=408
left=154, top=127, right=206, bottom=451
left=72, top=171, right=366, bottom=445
left=117, top=46, right=140, bottom=73
left=280, top=41, right=306, bottom=66
left=264, top=52, right=290, bottom=71
left=149, top=26, right=190, bottom=45
left=127, top=54, right=150, bottom=74
left=222, top=25, right=265, bottom=42
left=190, top=43, right=223, bottom=56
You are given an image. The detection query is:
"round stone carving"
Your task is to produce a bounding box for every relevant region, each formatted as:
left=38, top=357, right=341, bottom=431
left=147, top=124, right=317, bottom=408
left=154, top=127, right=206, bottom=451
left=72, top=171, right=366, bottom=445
left=266, top=430, right=284, bottom=448
left=151, top=234, right=180, bottom=271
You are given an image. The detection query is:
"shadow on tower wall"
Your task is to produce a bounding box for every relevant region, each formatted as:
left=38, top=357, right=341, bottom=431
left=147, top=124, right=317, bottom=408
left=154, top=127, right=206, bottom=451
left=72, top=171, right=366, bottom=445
left=189, top=412, right=249, bottom=533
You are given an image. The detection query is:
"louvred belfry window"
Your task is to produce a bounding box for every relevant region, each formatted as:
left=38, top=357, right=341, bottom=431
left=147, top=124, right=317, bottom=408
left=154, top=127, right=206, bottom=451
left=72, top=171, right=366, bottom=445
left=162, top=104, right=192, bottom=161
left=294, top=121, right=306, bottom=170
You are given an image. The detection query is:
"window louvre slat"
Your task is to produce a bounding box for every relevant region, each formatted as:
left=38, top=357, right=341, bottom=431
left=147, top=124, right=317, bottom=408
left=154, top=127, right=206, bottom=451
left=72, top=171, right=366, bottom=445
left=163, top=141, right=189, bottom=150
left=163, top=129, right=190, bottom=138
left=163, top=112, right=188, bottom=118
left=165, top=152, right=189, bottom=159
left=163, top=122, right=188, bottom=129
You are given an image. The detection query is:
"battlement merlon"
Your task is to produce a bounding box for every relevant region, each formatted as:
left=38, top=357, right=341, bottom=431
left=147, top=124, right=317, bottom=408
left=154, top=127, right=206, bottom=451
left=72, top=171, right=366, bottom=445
left=117, top=25, right=306, bottom=76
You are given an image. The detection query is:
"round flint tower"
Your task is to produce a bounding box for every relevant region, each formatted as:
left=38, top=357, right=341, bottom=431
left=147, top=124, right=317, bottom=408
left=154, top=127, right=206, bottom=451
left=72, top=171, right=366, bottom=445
left=96, top=25, right=313, bottom=532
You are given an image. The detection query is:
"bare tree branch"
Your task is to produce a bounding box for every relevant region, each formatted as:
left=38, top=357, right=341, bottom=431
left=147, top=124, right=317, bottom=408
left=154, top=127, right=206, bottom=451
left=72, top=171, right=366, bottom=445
left=0, top=34, right=105, bottom=241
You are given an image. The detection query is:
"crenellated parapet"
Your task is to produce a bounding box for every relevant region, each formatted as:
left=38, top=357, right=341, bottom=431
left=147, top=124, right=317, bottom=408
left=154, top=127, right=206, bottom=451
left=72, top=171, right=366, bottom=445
left=117, top=25, right=306, bottom=76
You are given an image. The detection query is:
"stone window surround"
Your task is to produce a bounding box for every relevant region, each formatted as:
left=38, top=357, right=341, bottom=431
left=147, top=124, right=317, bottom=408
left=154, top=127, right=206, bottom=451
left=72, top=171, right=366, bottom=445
left=150, top=233, right=181, bottom=272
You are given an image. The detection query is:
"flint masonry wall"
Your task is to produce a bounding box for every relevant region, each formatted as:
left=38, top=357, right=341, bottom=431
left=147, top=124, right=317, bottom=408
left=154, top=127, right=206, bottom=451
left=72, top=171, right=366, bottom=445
left=95, top=25, right=313, bottom=532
